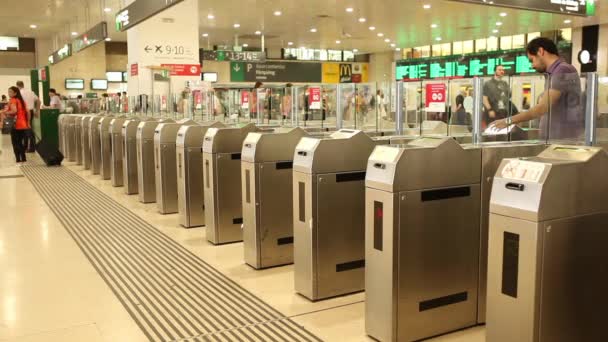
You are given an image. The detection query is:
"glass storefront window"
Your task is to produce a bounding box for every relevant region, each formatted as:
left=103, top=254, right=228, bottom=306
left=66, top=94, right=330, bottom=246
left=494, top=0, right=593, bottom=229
left=328, top=50, right=342, bottom=61
left=513, top=34, right=525, bottom=49
left=453, top=41, right=463, bottom=55
left=463, top=40, right=474, bottom=54
left=560, top=28, right=572, bottom=42
left=344, top=50, right=355, bottom=61
left=527, top=32, right=541, bottom=42
left=487, top=36, right=499, bottom=51
left=500, top=36, right=512, bottom=50
left=413, top=46, right=431, bottom=58
left=440, top=43, right=451, bottom=56
left=432, top=44, right=442, bottom=56
left=476, top=39, right=487, bottom=52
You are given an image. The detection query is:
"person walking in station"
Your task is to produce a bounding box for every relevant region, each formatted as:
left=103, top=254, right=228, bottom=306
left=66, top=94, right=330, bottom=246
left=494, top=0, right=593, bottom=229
left=0, top=86, right=31, bottom=164
left=16, top=81, right=40, bottom=152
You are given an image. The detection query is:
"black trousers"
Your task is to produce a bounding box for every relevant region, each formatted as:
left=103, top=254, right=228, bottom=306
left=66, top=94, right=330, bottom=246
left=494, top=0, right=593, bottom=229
left=26, top=110, right=35, bottom=152
left=11, top=129, right=27, bottom=162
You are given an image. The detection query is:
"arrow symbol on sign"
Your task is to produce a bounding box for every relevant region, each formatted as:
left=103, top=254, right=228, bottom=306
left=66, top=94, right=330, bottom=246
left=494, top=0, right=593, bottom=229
left=144, top=46, right=152, bottom=53
left=233, top=64, right=241, bottom=72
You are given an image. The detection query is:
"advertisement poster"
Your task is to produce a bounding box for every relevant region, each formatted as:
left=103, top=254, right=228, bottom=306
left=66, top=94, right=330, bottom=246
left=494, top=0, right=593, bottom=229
left=130, top=63, right=139, bottom=76
left=161, top=64, right=201, bottom=76
left=425, top=83, right=446, bottom=112
left=309, top=87, right=321, bottom=110
left=241, top=91, right=250, bottom=109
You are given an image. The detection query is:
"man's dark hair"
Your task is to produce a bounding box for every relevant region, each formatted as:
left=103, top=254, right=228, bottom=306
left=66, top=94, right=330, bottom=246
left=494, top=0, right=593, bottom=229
left=526, top=37, right=559, bottom=56
left=49, top=88, right=57, bottom=94
left=16, top=81, right=24, bottom=88
left=456, top=95, right=464, bottom=106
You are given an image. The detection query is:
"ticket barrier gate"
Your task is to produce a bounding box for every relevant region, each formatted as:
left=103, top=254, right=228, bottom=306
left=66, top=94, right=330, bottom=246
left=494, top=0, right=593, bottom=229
left=122, top=117, right=143, bottom=195
left=241, top=127, right=308, bottom=269
left=486, top=146, right=608, bottom=342
left=62, top=115, right=78, bottom=162
left=100, top=115, right=120, bottom=180
left=110, top=117, right=128, bottom=187
left=293, top=129, right=384, bottom=301
left=58, top=114, right=66, bottom=156
left=137, top=119, right=174, bottom=203
left=203, top=123, right=261, bottom=245
left=177, top=122, right=226, bottom=228
left=81, top=116, right=93, bottom=170
left=89, top=115, right=105, bottom=175
left=73, top=115, right=86, bottom=165
left=154, top=119, right=197, bottom=214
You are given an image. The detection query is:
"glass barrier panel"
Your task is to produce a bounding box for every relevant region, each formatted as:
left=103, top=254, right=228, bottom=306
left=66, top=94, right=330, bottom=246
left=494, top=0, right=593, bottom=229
left=598, top=76, right=608, bottom=148
left=377, top=81, right=396, bottom=133
left=400, top=80, right=423, bottom=137
left=447, top=78, right=474, bottom=143
left=321, top=84, right=338, bottom=130
left=292, top=85, right=309, bottom=127
left=420, top=79, right=449, bottom=137
left=354, top=83, right=377, bottom=131
left=338, top=83, right=356, bottom=129
left=508, top=75, right=546, bottom=141
left=546, top=72, right=585, bottom=145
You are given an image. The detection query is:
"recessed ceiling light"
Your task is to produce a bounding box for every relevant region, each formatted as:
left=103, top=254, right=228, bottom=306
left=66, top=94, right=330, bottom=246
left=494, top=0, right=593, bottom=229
left=492, top=29, right=499, bottom=33
left=287, top=41, right=293, bottom=46
left=207, top=14, right=215, bottom=19
left=103, top=7, right=111, bottom=13
left=255, top=31, right=261, bottom=35
left=29, top=24, right=37, bottom=29
left=105, top=37, right=112, bottom=41
left=336, top=40, right=341, bottom=44
left=436, top=37, right=442, bottom=41
left=71, top=32, right=78, bottom=36
left=377, top=32, right=384, bottom=37
left=499, top=12, right=507, bottom=17
left=234, top=23, right=240, bottom=28
left=390, top=43, right=396, bottom=47
left=202, top=33, right=209, bottom=37
left=384, top=38, right=390, bottom=42
left=564, top=19, right=572, bottom=24
left=496, top=21, right=503, bottom=26
left=346, top=7, right=354, bottom=12
left=353, top=48, right=359, bottom=52
left=369, top=26, right=376, bottom=31
left=423, top=4, right=431, bottom=9
left=274, top=10, right=282, bottom=16
left=243, top=43, right=249, bottom=47
left=431, top=24, right=438, bottom=28
left=310, top=28, right=317, bottom=32
left=359, top=17, right=366, bottom=22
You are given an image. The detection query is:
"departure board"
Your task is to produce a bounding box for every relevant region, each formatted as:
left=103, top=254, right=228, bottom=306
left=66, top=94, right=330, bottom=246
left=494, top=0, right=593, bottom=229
left=450, top=0, right=595, bottom=16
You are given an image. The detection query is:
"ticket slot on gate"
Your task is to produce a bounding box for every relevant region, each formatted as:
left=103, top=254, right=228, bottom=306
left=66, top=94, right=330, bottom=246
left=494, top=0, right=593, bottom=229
left=241, top=127, right=308, bottom=269
left=203, top=123, right=261, bottom=245
left=293, top=129, right=385, bottom=301
left=89, top=115, right=106, bottom=175
left=486, top=146, right=608, bottom=342
left=154, top=119, right=197, bottom=214
left=110, top=117, right=128, bottom=187
left=177, top=122, right=225, bottom=228
left=99, top=115, right=118, bottom=180
left=81, top=116, right=93, bottom=170
left=136, top=119, right=173, bottom=203
left=365, top=137, right=481, bottom=342
left=122, top=118, right=143, bottom=195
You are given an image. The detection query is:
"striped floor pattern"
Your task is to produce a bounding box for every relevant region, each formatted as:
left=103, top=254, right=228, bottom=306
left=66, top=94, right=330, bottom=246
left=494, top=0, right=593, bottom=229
left=22, top=164, right=322, bottom=342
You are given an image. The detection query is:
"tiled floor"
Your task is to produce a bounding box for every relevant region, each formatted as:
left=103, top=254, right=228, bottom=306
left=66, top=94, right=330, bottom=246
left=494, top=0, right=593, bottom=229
left=0, top=135, right=485, bottom=341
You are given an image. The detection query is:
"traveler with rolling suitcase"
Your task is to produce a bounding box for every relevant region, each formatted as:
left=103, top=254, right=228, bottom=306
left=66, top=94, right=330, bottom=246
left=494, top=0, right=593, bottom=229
left=0, top=86, right=30, bottom=164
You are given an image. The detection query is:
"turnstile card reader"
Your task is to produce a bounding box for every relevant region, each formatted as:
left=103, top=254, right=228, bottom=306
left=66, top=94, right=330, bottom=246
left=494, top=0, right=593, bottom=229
left=293, top=129, right=383, bottom=301
left=365, top=137, right=481, bottom=342
left=89, top=115, right=106, bottom=175
left=203, top=123, right=260, bottom=245
left=99, top=115, right=117, bottom=180
left=137, top=119, right=173, bottom=203
left=154, top=119, right=197, bottom=214
left=486, top=146, right=608, bottom=342
left=122, top=117, right=143, bottom=195
left=242, top=127, right=308, bottom=269
left=110, top=117, right=128, bottom=187
left=81, top=116, right=93, bottom=170
left=177, top=121, right=225, bottom=228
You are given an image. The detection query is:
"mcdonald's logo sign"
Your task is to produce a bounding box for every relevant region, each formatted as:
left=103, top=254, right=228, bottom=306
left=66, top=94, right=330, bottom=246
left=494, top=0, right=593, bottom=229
left=339, top=63, right=352, bottom=83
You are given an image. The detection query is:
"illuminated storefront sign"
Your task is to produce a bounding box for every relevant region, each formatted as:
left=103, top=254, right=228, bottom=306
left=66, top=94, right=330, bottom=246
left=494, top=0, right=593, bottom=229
left=48, top=44, right=72, bottom=65
left=450, top=0, right=595, bottom=17
left=72, top=22, right=107, bottom=53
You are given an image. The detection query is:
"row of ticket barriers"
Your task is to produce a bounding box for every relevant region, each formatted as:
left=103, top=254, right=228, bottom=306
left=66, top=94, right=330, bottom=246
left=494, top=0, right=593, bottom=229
left=57, top=113, right=608, bottom=342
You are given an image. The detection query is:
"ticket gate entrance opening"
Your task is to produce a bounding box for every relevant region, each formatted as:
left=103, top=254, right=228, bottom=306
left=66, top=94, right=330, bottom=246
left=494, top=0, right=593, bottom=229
left=203, top=123, right=261, bottom=245
left=292, top=129, right=383, bottom=301
left=137, top=119, right=173, bottom=203
left=110, top=117, right=128, bottom=187
left=177, top=122, right=225, bottom=228
left=241, top=127, right=308, bottom=269
left=99, top=115, right=117, bottom=180
left=122, top=118, right=143, bottom=195
left=81, top=116, right=93, bottom=170
left=154, top=119, right=197, bottom=214
left=486, top=146, right=608, bottom=342
left=89, top=115, right=105, bottom=175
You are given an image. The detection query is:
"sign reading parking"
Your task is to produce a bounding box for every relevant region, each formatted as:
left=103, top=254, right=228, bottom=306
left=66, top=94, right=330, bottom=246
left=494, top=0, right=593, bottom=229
left=230, top=61, right=322, bottom=83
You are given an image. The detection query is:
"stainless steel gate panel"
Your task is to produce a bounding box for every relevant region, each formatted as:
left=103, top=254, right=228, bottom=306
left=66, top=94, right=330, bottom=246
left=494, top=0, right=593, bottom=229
left=110, top=117, right=127, bottom=187
left=74, top=116, right=85, bottom=165
left=293, top=171, right=316, bottom=299
left=122, top=118, right=142, bottom=194
left=99, top=115, right=116, bottom=180
left=137, top=119, right=172, bottom=203
left=89, top=116, right=104, bottom=175
left=81, top=116, right=92, bottom=170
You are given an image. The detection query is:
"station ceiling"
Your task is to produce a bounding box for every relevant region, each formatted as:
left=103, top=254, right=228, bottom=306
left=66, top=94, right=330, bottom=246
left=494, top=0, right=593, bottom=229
left=1, top=0, right=606, bottom=53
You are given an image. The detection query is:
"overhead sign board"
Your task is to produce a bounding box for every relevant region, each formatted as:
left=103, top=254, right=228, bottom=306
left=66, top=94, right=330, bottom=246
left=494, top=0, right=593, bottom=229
left=115, top=0, right=184, bottom=32
left=395, top=46, right=572, bottom=80
left=230, top=61, right=322, bottom=83
left=201, top=50, right=266, bottom=62
left=72, top=22, right=107, bottom=53
left=449, top=0, right=595, bottom=16
left=48, top=44, right=72, bottom=65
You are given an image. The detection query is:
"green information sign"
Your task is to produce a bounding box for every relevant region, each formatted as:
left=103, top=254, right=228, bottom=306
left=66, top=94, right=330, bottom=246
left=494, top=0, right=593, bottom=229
left=231, top=62, right=246, bottom=82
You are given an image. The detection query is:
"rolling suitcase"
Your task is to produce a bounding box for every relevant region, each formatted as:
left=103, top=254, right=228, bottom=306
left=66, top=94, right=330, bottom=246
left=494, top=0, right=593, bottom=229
left=36, top=139, right=64, bottom=166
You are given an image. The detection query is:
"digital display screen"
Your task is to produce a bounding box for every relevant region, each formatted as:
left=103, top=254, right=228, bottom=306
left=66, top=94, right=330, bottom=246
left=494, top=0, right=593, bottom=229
left=65, top=78, right=84, bottom=90
left=0, top=36, right=19, bottom=51
left=202, top=72, right=218, bottom=82
left=91, top=79, right=108, bottom=90
left=106, top=72, right=124, bottom=82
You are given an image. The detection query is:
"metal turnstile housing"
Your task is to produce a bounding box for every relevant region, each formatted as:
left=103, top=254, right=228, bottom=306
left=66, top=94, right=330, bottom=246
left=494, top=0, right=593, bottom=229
left=365, top=137, right=481, bottom=342
left=203, top=123, right=261, bottom=245
left=293, top=129, right=383, bottom=301
left=81, top=116, right=93, bottom=170
left=242, top=127, right=308, bottom=269
left=89, top=115, right=105, bottom=175
left=73, top=115, right=86, bottom=165
left=154, top=119, right=197, bottom=214
left=177, top=121, right=225, bottom=228
left=122, top=117, right=143, bottom=195
left=137, top=118, right=173, bottom=203
left=486, top=145, right=608, bottom=342
left=110, top=117, right=128, bottom=187
left=99, top=115, right=117, bottom=180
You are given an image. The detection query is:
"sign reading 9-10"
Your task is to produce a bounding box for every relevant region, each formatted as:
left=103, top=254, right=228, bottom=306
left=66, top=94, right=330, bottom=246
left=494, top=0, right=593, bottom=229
left=396, top=51, right=538, bottom=80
